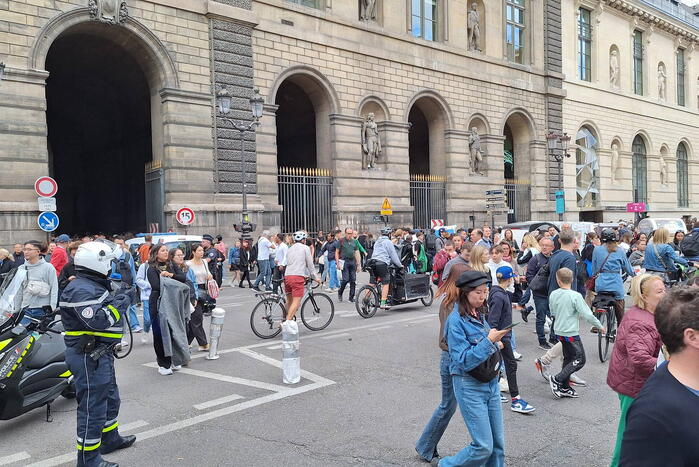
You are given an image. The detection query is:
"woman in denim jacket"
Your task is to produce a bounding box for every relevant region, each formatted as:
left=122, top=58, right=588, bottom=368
left=440, top=271, right=509, bottom=467
left=643, top=228, right=688, bottom=282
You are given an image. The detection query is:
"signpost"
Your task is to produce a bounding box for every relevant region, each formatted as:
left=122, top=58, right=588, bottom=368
left=35, top=176, right=58, bottom=240
left=380, top=198, right=393, bottom=216
left=37, top=212, right=59, bottom=232
left=555, top=190, right=565, bottom=221
left=485, top=189, right=507, bottom=234
left=34, top=176, right=58, bottom=198
left=626, top=202, right=647, bottom=213
left=37, top=197, right=56, bottom=212
left=176, top=207, right=195, bottom=226
left=430, top=219, right=445, bottom=229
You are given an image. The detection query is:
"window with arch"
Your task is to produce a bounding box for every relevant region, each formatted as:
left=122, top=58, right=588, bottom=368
left=411, top=0, right=438, bottom=41
left=632, top=135, right=648, bottom=203
left=506, top=0, right=526, bottom=64
left=677, top=143, right=689, bottom=207
left=575, top=127, right=599, bottom=207
left=578, top=8, right=592, bottom=81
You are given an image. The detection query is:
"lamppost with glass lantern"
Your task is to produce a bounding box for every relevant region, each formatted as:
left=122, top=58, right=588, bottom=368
left=216, top=87, right=264, bottom=240
left=546, top=131, right=571, bottom=221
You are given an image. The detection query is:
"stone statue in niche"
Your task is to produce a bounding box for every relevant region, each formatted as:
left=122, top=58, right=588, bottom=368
left=609, top=49, right=620, bottom=88
left=469, top=127, right=485, bottom=175
left=467, top=3, right=481, bottom=52
left=659, top=153, right=668, bottom=185
left=88, top=0, right=128, bottom=24
left=360, top=0, right=378, bottom=22
left=361, top=113, right=382, bottom=169
left=610, top=143, right=620, bottom=183
left=658, top=64, right=667, bottom=100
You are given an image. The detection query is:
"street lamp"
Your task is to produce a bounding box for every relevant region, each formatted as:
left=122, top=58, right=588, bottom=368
left=0, top=62, right=6, bottom=84
left=547, top=131, right=572, bottom=221
left=216, top=87, right=264, bottom=241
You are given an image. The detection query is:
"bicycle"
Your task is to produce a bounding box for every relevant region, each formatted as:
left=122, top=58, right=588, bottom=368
left=249, top=278, right=335, bottom=339
left=355, top=266, right=433, bottom=318
left=592, top=291, right=617, bottom=363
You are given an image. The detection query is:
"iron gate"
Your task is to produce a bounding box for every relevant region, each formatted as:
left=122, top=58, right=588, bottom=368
left=145, top=161, right=164, bottom=232
left=410, top=174, right=447, bottom=229
left=505, top=180, right=531, bottom=223
left=278, top=167, right=334, bottom=233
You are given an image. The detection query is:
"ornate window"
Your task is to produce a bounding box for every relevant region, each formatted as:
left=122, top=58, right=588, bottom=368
left=575, top=127, right=599, bottom=207
left=633, top=30, right=643, bottom=95
left=677, top=48, right=686, bottom=107
left=506, top=0, right=526, bottom=64
left=677, top=143, right=689, bottom=207
left=632, top=136, right=647, bottom=203
left=411, top=0, right=438, bottom=41
left=578, top=8, right=592, bottom=81
left=285, top=0, right=321, bottom=8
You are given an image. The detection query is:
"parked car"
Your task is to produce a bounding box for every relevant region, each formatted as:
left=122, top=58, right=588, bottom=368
left=637, top=218, right=687, bottom=236
left=126, top=233, right=203, bottom=266
left=503, top=221, right=595, bottom=247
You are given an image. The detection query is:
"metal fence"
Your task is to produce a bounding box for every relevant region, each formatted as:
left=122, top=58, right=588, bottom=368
left=505, top=180, right=531, bottom=224
left=278, top=166, right=334, bottom=234
left=410, top=174, right=447, bottom=229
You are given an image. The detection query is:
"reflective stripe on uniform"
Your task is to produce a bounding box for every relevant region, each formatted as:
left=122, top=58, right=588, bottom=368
left=76, top=437, right=102, bottom=451
left=59, top=291, right=110, bottom=308
left=103, top=419, right=118, bottom=433
left=65, top=331, right=123, bottom=339
left=106, top=305, right=120, bottom=322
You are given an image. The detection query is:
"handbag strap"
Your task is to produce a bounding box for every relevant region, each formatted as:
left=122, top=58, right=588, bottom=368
left=594, top=251, right=613, bottom=276
left=653, top=244, right=669, bottom=271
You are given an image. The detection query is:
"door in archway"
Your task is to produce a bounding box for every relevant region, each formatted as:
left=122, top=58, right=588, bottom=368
left=46, top=31, right=153, bottom=235
left=503, top=122, right=531, bottom=223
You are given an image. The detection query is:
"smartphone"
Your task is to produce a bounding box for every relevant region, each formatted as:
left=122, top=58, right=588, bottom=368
left=501, top=322, right=520, bottom=331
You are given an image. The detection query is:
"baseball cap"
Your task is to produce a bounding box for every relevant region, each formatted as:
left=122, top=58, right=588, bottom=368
left=56, top=234, right=71, bottom=243
left=496, top=266, right=515, bottom=281
left=455, top=271, right=491, bottom=289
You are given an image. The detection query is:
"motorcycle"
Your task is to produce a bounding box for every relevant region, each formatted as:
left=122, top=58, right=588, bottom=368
left=0, top=309, right=75, bottom=422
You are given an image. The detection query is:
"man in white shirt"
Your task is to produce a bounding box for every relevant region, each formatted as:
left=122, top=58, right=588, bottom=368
left=272, top=234, right=289, bottom=295
left=252, top=230, right=276, bottom=291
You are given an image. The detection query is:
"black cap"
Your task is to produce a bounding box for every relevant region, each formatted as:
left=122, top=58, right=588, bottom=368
left=455, top=270, right=491, bottom=289
left=202, top=234, right=214, bottom=242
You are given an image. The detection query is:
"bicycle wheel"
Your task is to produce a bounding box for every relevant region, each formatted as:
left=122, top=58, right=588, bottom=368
left=355, top=285, right=379, bottom=318
left=250, top=298, right=285, bottom=339
left=300, top=293, right=335, bottom=331
left=597, top=310, right=610, bottom=362
left=420, top=287, right=434, bottom=307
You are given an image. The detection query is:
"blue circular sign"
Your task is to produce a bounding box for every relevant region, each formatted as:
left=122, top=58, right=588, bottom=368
left=37, top=211, right=59, bottom=232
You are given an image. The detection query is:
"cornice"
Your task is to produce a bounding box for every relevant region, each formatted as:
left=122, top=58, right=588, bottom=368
left=604, top=0, right=699, bottom=42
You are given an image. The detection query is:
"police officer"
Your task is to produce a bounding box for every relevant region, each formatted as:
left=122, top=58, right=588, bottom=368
left=201, top=234, right=222, bottom=300
left=60, top=240, right=136, bottom=467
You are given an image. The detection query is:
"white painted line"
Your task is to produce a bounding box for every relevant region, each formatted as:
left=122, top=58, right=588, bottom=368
left=0, top=452, right=31, bottom=466
left=142, top=364, right=288, bottom=392
left=408, top=318, right=435, bottom=325
left=320, top=332, right=352, bottom=340
left=266, top=344, right=282, bottom=350
left=120, top=420, right=149, bottom=432
left=237, top=348, right=336, bottom=386
left=369, top=325, right=392, bottom=331
left=193, top=393, right=244, bottom=410
left=27, top=454, right=73, bottom=467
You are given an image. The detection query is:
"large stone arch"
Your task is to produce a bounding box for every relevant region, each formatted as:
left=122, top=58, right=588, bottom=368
left=404, top=89, right=455, bottom=129
left=405, top=90, right=454, bottom=177
left=269, top=65, right=341, bottom=115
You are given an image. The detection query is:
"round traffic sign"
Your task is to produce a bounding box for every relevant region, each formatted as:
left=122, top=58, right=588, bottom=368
left=176, top=207, right=195, bottom=226
left=35, top=176, right=58, bottom=198
left=37, top=211, right=59, bottom=232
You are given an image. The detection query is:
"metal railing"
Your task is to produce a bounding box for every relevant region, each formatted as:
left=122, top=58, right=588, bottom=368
left=410, top=174, right=446, bottom=229
left=639, top=0, right=699, bottom=32
left=278, top=166, right=334, bottom=234
left=505, top=180, right=531, bottom=224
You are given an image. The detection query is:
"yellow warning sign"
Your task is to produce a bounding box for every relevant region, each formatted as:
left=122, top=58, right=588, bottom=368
left=380, top=198, right=393, bottom=216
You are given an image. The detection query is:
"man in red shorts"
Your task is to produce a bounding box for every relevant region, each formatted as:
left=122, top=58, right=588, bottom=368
left=282, top=231, right=319, bottom=321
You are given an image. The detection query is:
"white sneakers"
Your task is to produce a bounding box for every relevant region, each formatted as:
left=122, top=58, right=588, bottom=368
left=158, top=367, right=173, bottom=376
left=499, top=377, right=510, bottom=393
left=140, top=332, right=149, bottom=344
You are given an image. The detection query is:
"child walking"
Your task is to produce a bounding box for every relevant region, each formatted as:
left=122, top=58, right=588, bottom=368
left=548, top=268, right=605, bottom=398
left=488, top=266, right=536, bottom=413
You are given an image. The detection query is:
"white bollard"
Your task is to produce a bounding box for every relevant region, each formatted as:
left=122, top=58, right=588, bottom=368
left=281, top=320, right=300, bottom=384
left=206, top=307, right=226, bottom=360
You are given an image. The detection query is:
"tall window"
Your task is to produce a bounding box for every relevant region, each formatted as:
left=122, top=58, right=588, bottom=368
left=285, top=0, right=320, bottom=8
left=632, top=136, right=647, bottom=203
left=677, top=143, right=689, bottom=207
left=578, top=8, right=592, bottom=81
left=677, top=48, right=686, bottom=106
left=576, top=127, right=599, bottom=207
left=411, top=0, right=438, bottom=41
left=633, top=30, right=643, bottom=95
left=506, top=0, right=526, bottom=64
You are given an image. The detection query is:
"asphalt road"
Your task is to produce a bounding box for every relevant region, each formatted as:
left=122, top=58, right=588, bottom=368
left=0, top=272, right=619, bottom=466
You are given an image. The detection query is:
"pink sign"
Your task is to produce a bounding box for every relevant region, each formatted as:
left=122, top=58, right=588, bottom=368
left=626, top=202, right=647, bottom=213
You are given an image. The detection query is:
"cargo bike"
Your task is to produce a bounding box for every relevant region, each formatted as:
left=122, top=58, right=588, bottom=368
left=355, top=262, right=433, bottom=318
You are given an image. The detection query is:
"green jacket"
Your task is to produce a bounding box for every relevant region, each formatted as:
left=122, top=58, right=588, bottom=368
left=549, top=287, right=603, bottom=337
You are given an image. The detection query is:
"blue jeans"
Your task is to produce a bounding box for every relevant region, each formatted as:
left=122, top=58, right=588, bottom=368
left=20, top=307, right=47, bottom=326
left=415, top=352, right=457, bottom=461
left=518, top=287, right=531, bottom=307
left=533, top=295, right=550, bottom=344
left=142, top=300, right=152, bottom=333
left=128, top=304, right=140, bottom=330
left=253, top=259, right=272, bottom=290
left=327, top=259, right=339, bottom=289
left=439, top=375, right=505, bottom=467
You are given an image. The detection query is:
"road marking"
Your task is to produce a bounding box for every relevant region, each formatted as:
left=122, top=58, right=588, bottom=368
left=120, top=420, right=149, bottom=432
left=320, top=332, right=352, bottom=340
left=266, top=344, right=282, bottom=350
left=408, top=318, right=434, bottom=325
left=193, top=394, right=244, bottom=410
left=142, top=364, right=289, bottom=392
left=238, top=349, right=335, bottom=386
left=369, top=325, right=392, bottom=331
left=0, top=452, right=31, bottom=466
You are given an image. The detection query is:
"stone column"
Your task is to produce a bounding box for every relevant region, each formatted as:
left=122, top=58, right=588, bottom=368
left=528, top=140, right=554, bottom=219
left=255, top=104, right=282, bottom=232
left=443, top=129, right=470, bottom=226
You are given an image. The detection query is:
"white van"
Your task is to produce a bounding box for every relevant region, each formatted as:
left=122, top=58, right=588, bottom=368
left=637, top=218, right=687, bottom=236
left=126, top=233, right=204, bottom=265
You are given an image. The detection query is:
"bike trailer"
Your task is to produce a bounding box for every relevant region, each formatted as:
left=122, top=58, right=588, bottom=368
left=399, top=274, right=431, bottom=300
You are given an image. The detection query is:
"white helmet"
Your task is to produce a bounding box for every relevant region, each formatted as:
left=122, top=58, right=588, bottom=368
left=74, top=239, right=122, bottom=276
left=293, top=231, right=307, bottom=242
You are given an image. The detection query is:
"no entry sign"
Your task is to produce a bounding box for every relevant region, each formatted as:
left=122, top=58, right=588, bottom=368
left=35, top=176, right=58, bottom=198
left=176, top=207, right=195, bottom=226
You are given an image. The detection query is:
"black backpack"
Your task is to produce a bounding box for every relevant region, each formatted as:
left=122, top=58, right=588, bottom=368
left=116, top=257, right=134, bottom=285
left=528, top=256, right=550, bottom=295
left=680, top=231, right=699, bottom=258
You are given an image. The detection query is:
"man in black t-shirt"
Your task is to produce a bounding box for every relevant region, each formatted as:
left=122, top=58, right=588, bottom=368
left=620, top=287, right=699, bottom=466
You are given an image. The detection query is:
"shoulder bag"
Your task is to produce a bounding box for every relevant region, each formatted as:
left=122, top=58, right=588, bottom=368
left=528, top=255, right=550, bottom=295
left=653, top=244, right=678, bottom=282
left=585, top=251, right=612, bottom=292
left=203, top=261, right=219, bottom=300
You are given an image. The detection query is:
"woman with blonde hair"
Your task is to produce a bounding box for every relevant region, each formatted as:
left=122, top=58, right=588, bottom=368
left=606, top=274, right=665, bottom=466
left=643, top=227, right=688, bottom=282
left=469, top=245, right=490, bottom=274
left=415, top=262, right=472, bottom=462
left=0, top=248, right=12, bottom=277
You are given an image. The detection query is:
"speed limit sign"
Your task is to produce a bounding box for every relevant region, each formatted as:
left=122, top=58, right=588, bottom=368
left=176, top=207, right=195, bottom=226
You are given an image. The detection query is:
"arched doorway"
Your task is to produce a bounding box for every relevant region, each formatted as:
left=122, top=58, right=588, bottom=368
left=632, top=135, right=648, bottom=204
left=273, top=71, right=335, bottom=233
left=407, top=94, right=449, bottom=229
left=503, top=112, right=533, bottom=223
left=45, top=24, right=153, bottom=234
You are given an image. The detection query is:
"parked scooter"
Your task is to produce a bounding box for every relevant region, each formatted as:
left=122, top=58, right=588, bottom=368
left=0, top=308, right=75, bottom=422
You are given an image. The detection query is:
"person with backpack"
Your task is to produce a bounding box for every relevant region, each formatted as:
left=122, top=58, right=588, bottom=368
left=336, top=227, right=363, bottom=302
left=113, top=236, right=141, bottom=333
left=680, top=221, right=699, bottom=261
left=527, top=237, right=554, bottom=349
left=432, top=240, right=457, bottom=287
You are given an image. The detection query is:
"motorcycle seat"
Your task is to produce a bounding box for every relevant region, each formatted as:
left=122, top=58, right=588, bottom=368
left=26, top=331, right=66, bottom=369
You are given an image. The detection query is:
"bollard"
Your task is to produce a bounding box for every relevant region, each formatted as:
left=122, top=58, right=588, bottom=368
left=281, top=320, right=300, bottom=384
left=206, top=307, right=226, bottom=360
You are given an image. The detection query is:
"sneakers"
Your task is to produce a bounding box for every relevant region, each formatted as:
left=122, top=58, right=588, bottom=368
left=513, top=350, right=523, bottom=361
left=559, top=386, right=579, bottom=398
left=520, top=306, right=533, bottom=323
left=338, top=295, right=343, bottom=302
left=549, top=375, right=580, bottom=398
left=140, top=332, right=149, bottom=344
left=171, top=365, right=182, bottom=371
left=511, top=397, right=536, bottom=414
left=569, top=373, right=587, bottom=387
left=499, top=378, right=509, bottom=393
left=500, top=394, right=509, bottom=403
left=535, top=358, right=551, bottom=381
left=538, top=342, right=552, bottom=350
left=158, top=367, right=173, bottom=376
left=199, top=345, right=210, bottom=352
left=131, top=325, right=143, bottom=333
